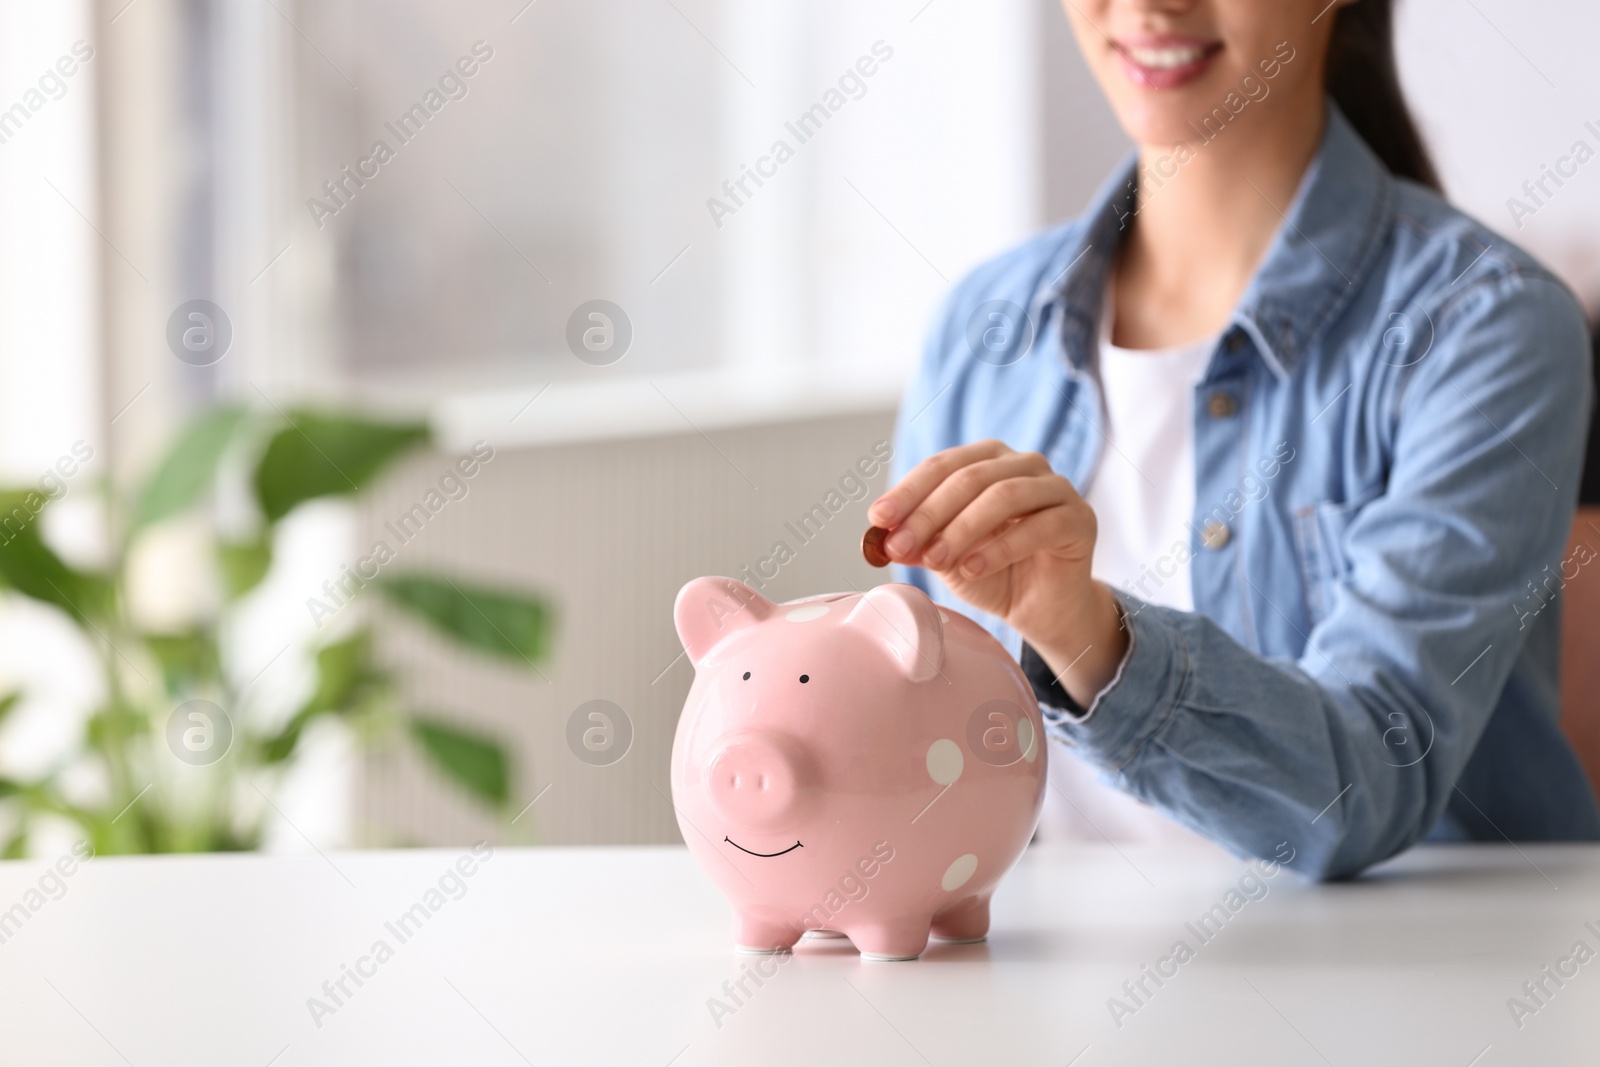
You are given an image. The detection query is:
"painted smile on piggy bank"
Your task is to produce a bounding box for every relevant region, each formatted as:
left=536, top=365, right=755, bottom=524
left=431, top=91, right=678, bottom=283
left=724, top=837, right=803, bottom=857
left=670, top=577, right=1047, bottom=961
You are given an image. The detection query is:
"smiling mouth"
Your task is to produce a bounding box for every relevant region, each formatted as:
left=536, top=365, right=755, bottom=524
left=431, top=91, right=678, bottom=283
left=1111, top=39, right=1224, bottom=89
left=724, top=837, right=803, bottom=858
left=1116, top=42, right=1222, bottom=69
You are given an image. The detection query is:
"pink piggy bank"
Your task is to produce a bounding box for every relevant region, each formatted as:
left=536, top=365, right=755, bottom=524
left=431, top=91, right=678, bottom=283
left=670, top=577, right=1047, bottom=961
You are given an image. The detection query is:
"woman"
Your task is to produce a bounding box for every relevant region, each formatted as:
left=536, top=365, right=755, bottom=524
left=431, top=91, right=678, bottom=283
left=875, top=0, right=1600, bottom=879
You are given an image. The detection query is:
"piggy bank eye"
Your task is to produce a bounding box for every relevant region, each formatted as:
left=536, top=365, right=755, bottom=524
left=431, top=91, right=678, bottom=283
left=799, top=674, right=810, bottom=684
left=742, top=672, right=751, bottom=680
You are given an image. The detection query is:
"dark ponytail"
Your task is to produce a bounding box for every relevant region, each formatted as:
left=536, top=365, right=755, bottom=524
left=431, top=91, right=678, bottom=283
left=1325, top=0, right=1441, bottom=191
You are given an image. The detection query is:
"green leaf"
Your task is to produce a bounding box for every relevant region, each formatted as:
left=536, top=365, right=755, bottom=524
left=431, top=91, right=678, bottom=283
left=252, top=412, right=430, bottom=523
left=2, top=827, right=27, bottom=859
left=260, top=630, right=385, bottom=764
left=85, top=706, right=151, bottom=770
left=410, top=716, right=509, bottom=806
left=218, top=533, right=273, bottom=599
left=145, top=631, right=220, bottom=695
left=134, top=406, right=248, bottom=528
left=0, top=690, right=21, bottom=726
left=377, top=574, right=551, bottom=665
left=304, top=629, right=381, bottom=715
left=259, top=713, right=311, bottom=765
left=0, top=493, right=108, bottom=621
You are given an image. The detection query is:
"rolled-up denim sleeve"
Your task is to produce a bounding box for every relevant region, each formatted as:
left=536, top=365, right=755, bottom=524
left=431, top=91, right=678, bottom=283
left=1032, top=270, right=1594, bottom=880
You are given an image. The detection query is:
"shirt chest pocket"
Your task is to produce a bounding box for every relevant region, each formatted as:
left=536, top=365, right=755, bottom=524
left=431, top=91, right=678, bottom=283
left=1291, top=488, right=1380, bottom=628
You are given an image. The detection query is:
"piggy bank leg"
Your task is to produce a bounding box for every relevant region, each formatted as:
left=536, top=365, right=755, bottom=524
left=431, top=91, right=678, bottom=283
left=930, top=894, right=990, bottom=943
left=849, top=919, right=931, bottom=962
left=733, top=912, right=803, bottom=955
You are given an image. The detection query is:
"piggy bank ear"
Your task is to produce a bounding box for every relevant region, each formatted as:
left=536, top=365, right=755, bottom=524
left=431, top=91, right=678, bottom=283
left=844, top=583, right=945, bottom=683
left=674, top=577, right=776, bottom=666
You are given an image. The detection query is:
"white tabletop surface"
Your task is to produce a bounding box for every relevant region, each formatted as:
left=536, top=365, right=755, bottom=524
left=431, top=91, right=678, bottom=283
left=1, top=842, right=1596, bottom=1066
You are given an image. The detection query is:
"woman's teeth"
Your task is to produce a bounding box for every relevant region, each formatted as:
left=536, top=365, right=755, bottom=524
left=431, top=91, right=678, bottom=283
left=1125, top=46, right=1207, bottom=69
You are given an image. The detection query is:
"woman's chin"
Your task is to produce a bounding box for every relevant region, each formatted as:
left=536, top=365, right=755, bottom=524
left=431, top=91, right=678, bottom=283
left=1114, top=110, right=1207, bottom=154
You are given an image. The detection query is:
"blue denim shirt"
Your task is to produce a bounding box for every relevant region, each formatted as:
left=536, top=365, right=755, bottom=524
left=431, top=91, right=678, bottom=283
left=890, top=103, right=1600, bottom=880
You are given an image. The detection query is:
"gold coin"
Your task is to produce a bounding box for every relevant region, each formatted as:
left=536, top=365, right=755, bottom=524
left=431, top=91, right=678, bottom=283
left=862, top=525, right=892, bottom=568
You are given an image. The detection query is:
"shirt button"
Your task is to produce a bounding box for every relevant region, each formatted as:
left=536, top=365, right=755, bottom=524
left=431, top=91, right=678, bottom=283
left=1207, top=392, right=1237, bottom=418
left=1200, top=521, right=1231, bottom=550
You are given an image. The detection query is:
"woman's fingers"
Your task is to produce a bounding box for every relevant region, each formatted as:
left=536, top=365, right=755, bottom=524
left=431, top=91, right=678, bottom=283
left=883, top=452, right=1046, bottom=564
left=948, top=503, right=1089, bottom=579
left=868, top=439, right=1011, bottom=531
left=923, top=476, right=1077, bottom=570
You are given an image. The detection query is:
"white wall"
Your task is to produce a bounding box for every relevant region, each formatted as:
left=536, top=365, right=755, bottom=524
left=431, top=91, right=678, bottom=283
left=1399, top=0, right=1599, bottom=313
left=0, top=0, right=100, bottom=479
left=0, top=0, right=105, bottom=854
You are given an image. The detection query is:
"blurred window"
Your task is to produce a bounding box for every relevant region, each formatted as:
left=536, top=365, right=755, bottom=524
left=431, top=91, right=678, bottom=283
left=288, top=0, right=1045, bottom=396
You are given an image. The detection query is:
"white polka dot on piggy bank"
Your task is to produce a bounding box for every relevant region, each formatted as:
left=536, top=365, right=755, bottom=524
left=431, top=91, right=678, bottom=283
left=941, top=853, right=978, bottom=892
left=926, top=739, right=963, bottom=785
left=669, top=576, right=1048, bottom=961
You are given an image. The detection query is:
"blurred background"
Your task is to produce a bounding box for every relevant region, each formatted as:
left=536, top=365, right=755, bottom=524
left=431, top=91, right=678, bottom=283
left=0, top=0, right=1597, bottom=858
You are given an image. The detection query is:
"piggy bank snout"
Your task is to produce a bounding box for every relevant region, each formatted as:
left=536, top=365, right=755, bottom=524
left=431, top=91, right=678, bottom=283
left=706, top=737, right=808, bottom=829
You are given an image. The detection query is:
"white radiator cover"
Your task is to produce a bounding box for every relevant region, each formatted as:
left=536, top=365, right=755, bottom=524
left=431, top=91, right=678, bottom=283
left=354, top=409, right=898, bottom=846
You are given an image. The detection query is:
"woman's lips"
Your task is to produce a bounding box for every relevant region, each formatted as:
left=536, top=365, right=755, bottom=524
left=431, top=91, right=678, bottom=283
left=1113, top=39, right=1224, bottom=90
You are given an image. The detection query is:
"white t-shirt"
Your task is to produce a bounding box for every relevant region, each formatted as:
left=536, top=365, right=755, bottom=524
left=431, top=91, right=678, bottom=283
left=1036, top=283, right=1224, bottom=847
left=1084, top=287, right=1213, bottom=612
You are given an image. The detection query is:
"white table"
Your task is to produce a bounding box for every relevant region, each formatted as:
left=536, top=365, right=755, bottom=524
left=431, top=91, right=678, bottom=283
left=1, top=842, right=1596, bottom=1065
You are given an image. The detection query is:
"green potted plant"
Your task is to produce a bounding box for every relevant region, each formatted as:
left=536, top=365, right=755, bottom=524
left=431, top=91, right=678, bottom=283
left=0, top=406, right=550, bottom=856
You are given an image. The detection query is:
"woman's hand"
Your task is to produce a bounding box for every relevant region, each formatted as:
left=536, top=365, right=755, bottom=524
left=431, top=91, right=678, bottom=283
left=868, top=439, right=1128, bottom=704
